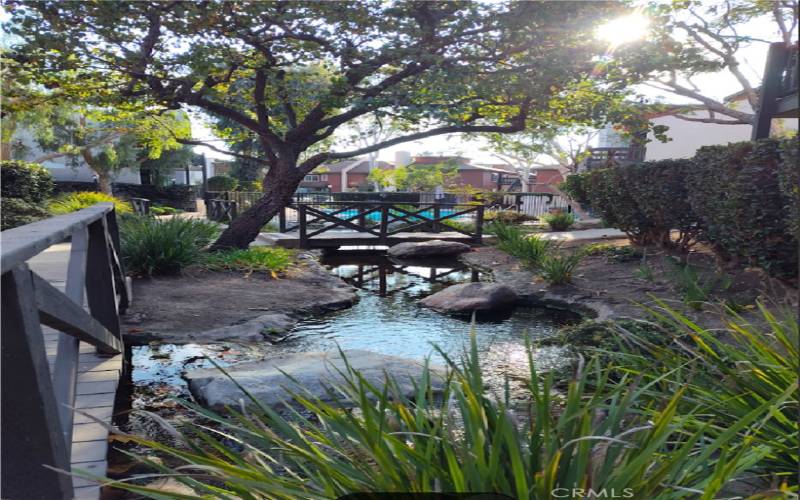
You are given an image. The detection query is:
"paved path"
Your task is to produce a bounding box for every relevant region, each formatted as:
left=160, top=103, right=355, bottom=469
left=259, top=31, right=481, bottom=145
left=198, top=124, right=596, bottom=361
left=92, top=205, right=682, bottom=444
left=537, top=227, right=627, bottom=242
left=28, top=243, right=123, bottom=500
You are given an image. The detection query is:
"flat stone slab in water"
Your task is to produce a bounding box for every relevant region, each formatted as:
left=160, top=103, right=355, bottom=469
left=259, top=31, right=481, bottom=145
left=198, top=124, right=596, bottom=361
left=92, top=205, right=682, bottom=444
left=420, top=282, right=518, bottom=314
left=387, top=240, right=471, bottom=259
left=185, top=350, right=446, bottom=411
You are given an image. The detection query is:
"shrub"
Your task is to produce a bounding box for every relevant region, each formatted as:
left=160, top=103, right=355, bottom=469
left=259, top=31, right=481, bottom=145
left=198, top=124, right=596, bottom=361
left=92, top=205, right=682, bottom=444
left=207, top=175, right=238, bottom=191
left=203, top=247, right=292, bottom=275
left=93, top=332, right=780, bottom=498
left=582, top=243, right=642, bottom=262
left=559, top=173, right=590, bottom=207
left=583, top=160, right=697, bottom=248
left=541, top=211, right=575, bottom=231
left=49, top=191, right=132, bottom=215
left=236, top=180, right=263, bottom=192
left=778, top=135, right=799, bottom=241
left=539, top=250, right=583, bottom=284
left=665, top=257, right=731, bottom=311
left=1, top=160, right=54, bottom=202
left=120, top=216, right=220, bottom=276
left=689, top=139, right=796, bottom=279
left=484, top=209, right=528, bottom=224
left=1, top=198, right=51, bottom=231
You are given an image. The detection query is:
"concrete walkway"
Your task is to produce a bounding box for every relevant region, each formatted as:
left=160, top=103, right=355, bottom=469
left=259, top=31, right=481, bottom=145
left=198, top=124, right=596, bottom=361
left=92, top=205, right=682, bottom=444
left=537, top=227, right=627, bottom=242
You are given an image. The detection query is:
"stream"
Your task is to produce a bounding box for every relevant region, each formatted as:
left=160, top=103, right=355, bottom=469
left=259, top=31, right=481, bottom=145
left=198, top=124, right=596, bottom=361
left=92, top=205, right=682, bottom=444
left=108, top=250, right=579, bottom=485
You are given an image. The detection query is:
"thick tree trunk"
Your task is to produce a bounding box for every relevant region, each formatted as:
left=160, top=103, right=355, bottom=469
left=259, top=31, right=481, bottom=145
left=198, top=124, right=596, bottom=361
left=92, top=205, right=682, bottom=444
left=96, top=171, right=113, bottom=195
left=210, top=164, right=302, bottom=250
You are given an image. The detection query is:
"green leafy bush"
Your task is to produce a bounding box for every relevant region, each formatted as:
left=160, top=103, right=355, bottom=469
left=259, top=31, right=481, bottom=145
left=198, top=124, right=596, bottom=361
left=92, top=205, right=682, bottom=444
left=559, top=173, right=590, bottom=207
left=49, top=191, right=132, bottom=215
left=582, top=243, right=642, bottom=262
left=92, top=332, right=783, bottom=498
left=584, top=160, right=697, bottom=248
left=203, top=247, right=292, bottom=274
left=1, top=198, right=51, bottom=231
left=689, top=139, right=796, bottom=279
left=778, top=135, right=799, bottom=240
left=484, top=209, right=528, bottom=224
left=1, top=160, right=54, bottom=202
left=539, top=250, right=583, bottom=284
left=120, top=216, right=220, bottom=276
left=236, top=180, right=263, bottom=192
left=541, top=211, right=575, bottom=231
left=207, top=175, right=238, bottom=191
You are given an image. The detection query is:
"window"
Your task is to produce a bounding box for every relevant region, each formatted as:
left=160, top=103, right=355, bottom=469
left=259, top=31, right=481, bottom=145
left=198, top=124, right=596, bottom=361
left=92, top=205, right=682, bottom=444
left=304, top=174, right=320, bottom=181
left=490, top=173, right=499, bottom=182
left=320, top=174, right=328, bottom=181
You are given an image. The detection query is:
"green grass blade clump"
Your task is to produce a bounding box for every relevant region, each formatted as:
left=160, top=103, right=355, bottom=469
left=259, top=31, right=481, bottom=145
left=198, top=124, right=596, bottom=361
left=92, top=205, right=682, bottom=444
left=87, top=324, right=785, bottom=498
left=542, top=211, right=575, bottom=231
left=203, top=247, right=293, bottom=274
left=539, top=251, right=584, bottom=284
left=49, top=191, right=133, bottom=214
left=492, top=221, right=555, bottom=267
left=120, top=216, right=220, bottom=276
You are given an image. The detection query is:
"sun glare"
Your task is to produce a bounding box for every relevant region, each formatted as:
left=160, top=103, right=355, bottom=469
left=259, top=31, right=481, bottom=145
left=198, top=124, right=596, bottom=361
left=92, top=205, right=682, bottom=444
left=596, top=13, right=650, bottom=48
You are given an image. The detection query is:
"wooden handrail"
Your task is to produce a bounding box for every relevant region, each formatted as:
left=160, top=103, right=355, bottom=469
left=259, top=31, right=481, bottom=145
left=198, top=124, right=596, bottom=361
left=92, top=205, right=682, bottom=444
left=1, top=202, right=127, bottom=498
left=1, top=203, right=114, bottom=274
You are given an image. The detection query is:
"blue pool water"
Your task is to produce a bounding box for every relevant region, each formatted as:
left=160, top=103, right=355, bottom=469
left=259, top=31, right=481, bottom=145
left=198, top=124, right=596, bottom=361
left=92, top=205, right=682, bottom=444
left=327, top=208, right=465, bottom=222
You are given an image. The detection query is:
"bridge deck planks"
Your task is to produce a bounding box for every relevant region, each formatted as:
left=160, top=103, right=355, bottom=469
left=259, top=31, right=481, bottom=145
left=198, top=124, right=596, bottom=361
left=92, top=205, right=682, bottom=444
left=275, top=230, right=481, bottom=248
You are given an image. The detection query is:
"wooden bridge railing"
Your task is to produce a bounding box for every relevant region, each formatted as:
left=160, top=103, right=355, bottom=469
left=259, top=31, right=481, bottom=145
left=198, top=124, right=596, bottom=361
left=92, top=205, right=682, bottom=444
left=130, top=197, right=150, bottom=216
left=1, top=203, right=127, bottom=498
left=207, top=198, right=238, bottom=222
left=280, top=201, right=484, bottom=248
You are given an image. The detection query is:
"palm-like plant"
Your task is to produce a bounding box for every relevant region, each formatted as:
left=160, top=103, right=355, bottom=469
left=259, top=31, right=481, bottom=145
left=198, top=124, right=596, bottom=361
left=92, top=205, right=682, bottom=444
left=81, top=330, right=787, bottom=498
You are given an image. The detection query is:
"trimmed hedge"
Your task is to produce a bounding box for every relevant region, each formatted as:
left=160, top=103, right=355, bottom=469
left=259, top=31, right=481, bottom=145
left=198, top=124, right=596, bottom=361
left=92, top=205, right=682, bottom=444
left=688, top=138, right=796, bottom=278
left=1, top=198, right=51, bottom=231
left=572, top=137, right=797, bottom=279
left=1, top=161, right=54, bottom=230
left=207, top=175, right=238, bottom=191
left=1, top=160, right=54, bottom=202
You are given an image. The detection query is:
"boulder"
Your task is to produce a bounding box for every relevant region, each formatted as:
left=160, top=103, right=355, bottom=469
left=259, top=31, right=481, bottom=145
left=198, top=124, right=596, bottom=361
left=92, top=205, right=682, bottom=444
left=420, top=282, right=518, bottom=314
left=387, top=240, right=470, bottom=259
left=185, top=350, right=446, bottom=411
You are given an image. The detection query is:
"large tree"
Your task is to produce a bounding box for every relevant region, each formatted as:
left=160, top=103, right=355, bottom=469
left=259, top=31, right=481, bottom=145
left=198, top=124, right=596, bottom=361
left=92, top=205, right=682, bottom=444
left=9, top=1, right=629, bottom=248
left=612, top=0, right=798, bottom=125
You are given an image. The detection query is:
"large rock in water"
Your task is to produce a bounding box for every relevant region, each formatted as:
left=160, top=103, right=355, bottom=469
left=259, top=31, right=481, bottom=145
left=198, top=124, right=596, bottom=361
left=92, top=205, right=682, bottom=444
left=185, top=350, right=446, bottom=411
left=387, top=240, right=471, bottom=259
left=420, top=282, right=518, bottom=314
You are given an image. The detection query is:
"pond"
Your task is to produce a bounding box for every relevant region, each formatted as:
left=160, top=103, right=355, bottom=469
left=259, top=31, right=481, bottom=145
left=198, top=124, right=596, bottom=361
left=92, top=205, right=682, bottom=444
left=109, top=250, right=580, bottom=485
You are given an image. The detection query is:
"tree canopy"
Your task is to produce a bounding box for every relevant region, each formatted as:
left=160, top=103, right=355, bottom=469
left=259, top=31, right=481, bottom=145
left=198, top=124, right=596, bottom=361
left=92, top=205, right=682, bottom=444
left=6, top=0, right=640, bottom=247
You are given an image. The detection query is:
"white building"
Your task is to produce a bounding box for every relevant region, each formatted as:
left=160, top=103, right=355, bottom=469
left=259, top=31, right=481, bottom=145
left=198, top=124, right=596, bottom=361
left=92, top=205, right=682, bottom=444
left=597, top=92, right=797, bottom=161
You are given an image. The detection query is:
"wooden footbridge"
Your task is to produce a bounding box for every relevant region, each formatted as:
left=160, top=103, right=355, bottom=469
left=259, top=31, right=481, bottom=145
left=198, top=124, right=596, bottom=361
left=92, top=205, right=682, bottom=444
left=1, top=204, right=128, bottom=499
left=273, top=201, right=485, bottom=249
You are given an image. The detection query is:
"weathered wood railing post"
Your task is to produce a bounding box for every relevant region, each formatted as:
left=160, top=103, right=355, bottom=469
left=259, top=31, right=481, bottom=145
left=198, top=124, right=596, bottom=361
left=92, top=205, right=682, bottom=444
left=379, top=205, right=389, bottom=245
left=358, top=205, right=366, bottom=228
left=298, top=204, right=308, bottom=248
left=474, top=204, right=484, bottom=244
left=279, top=205, right=287, bottom=232
left=86, top=217, right=122, bottom=344
left=432, top=203, right=441, bottom=233
left=2, top=266, right=74, bottom=499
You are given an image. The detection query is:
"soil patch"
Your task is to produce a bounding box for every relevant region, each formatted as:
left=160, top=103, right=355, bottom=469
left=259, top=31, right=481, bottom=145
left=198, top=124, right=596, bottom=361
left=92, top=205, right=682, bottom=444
left=122, top=253, right=358, bottom=344
left=461, top=244, right=797, bottom=329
